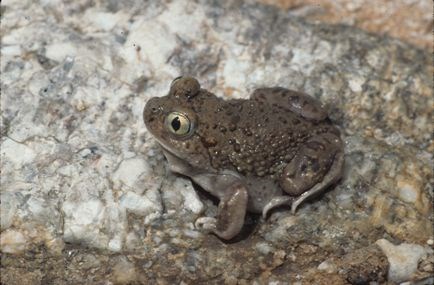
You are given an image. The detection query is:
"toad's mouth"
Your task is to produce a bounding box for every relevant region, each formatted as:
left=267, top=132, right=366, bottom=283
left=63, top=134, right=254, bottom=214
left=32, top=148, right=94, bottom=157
left=158, top=143, right=175, bottom=157
left=155, top=140, right=184, bottom=162
left=157, top=142, right=197, bottom=176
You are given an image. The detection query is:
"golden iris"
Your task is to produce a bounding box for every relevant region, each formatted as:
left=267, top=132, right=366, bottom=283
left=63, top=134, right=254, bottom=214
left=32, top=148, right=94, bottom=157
left=165, top=112, right=192, bottom=136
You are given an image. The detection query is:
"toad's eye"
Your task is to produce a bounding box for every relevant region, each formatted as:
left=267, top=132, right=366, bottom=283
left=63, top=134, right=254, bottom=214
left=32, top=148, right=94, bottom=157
left=165, top=112, right=192, bottom=136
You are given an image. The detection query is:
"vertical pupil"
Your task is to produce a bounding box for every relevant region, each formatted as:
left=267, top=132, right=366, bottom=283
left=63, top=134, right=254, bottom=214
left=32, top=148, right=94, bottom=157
left=171, top=117, right=181, bottom=131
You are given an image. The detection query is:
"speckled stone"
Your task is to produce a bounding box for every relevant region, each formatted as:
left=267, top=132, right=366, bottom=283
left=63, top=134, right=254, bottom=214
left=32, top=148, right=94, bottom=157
left=1, top=0, right=432, bottom=284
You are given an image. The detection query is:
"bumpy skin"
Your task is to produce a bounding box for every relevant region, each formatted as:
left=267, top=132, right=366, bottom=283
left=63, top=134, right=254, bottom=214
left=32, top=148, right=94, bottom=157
left=143, top=77, right=344, bottom=240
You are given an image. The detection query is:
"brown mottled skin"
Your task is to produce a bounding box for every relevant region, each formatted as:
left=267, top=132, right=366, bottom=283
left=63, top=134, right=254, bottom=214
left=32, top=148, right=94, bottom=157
left=144, top=77, right=344, bottom=240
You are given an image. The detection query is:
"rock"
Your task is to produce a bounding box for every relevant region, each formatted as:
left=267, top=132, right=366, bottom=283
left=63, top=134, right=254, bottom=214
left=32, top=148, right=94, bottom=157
left=255, top=242, right=274, bottom=255
left=376, top=239, right=433, bottom=283
left=112, top=157, right=151, bottom=188
left=173, top=178, right=205, bottom=215
left=341, top=244, right=388, bottom=284
left=62, top=199, right=111, bottom=248
left=0, top=192, right=19, bottom=230
left=1, top=0, right=431, bottom=283
left=45, top=237, right=65, bottom=256
left=1, top=138, right=36, bottom=166
left=112, top=257, right=137, bottom=284
left=119, top=191, right=162, bottom=217
left=1, top=230, right=27, bottom=254
left=317, top=260, right=337, bottom=274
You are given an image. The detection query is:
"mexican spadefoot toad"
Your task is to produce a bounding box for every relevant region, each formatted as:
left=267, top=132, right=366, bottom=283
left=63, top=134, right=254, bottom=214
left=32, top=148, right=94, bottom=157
left=143, top=77, right=344, bottom=240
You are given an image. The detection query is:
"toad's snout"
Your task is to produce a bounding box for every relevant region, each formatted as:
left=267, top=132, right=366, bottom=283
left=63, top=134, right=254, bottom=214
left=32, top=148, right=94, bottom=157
left=143, top=97, right=162, bottom=128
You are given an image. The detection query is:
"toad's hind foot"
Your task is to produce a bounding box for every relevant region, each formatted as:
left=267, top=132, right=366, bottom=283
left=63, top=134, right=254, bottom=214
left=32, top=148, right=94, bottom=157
left=195, top=217, right=217, bottom=232
left=262, top=196, right=294, bottom=219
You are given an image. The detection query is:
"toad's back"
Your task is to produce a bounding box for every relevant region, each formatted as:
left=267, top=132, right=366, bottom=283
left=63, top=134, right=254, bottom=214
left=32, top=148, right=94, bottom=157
left=192, top=93, right=340, bottom=179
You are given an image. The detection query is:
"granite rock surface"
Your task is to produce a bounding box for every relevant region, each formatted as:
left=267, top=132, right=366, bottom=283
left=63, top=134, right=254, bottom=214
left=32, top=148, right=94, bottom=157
left=1, top=0, right=433, bottom=284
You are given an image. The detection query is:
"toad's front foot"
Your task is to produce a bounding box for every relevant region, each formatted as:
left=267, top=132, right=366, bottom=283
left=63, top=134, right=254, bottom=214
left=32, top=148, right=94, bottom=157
left=195, top=217, right=217, bottom=233
left=194, top=182, right=248, bottom=240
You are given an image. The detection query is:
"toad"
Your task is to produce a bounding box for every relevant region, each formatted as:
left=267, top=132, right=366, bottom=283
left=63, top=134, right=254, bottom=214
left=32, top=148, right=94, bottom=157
left=143, top=77, right=344, bottom=240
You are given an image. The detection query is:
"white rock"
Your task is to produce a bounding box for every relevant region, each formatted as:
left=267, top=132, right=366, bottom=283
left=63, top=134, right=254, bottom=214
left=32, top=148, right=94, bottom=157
left=119, top=191, right=161, bottom=216
left=45, top=42, right=78, bottom=62
left=0, top=229, right=27, bottom=254
left=157, top=1, right=206, bottom=41
left=348, top=77, right=365, bottom=93
left=57, top=164, right=77, bottom=177
left=112, top=157, right=150, bottom=188
left=178, top=181, right=204, bottom=214
left=62, top=199, right=110, bottom=248
left=63, top=200, right=105, bottom=226
left=376, top=239, right=431, bottom=283
left=221, top=58, right=251, bottom=92
left=108, top=236, right=123, bottom=252
left=120, top=18, right=177, bottom=75
left=0, top=192, right=18, bottom=230
left=335, top=192, right=353, bottom=209
left=317, top=260, right=337, bottom=273
left=7, top=118, right=48, bottom=143
left=291, top=48, right=315, bottom=72
left=1, top=138, right=36, bottom=166
left=26, top=196, right=46, bottom=217
left=397, top=178, right=419, bottom=204
left=255, top=242, right=273, bottom=255
left=85, top=11, right=125, bottom=32
left=63, top=224, right=107, bottom=249
left=144, top=211, right=162, bottom=225
left=1, top=45, right=22, bottom=56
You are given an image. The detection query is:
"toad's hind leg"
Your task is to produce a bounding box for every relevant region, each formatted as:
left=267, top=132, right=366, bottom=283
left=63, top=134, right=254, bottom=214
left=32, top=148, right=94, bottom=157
left=279, top=133, right=344, bottom=213
left=291, top=150, right=344, bottom=213
left=251, top=87, right=328, bottom=122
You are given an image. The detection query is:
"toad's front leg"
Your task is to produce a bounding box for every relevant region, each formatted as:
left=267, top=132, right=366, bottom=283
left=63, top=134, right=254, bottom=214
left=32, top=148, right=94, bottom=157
left=196, top=182, right=248, bottom=240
